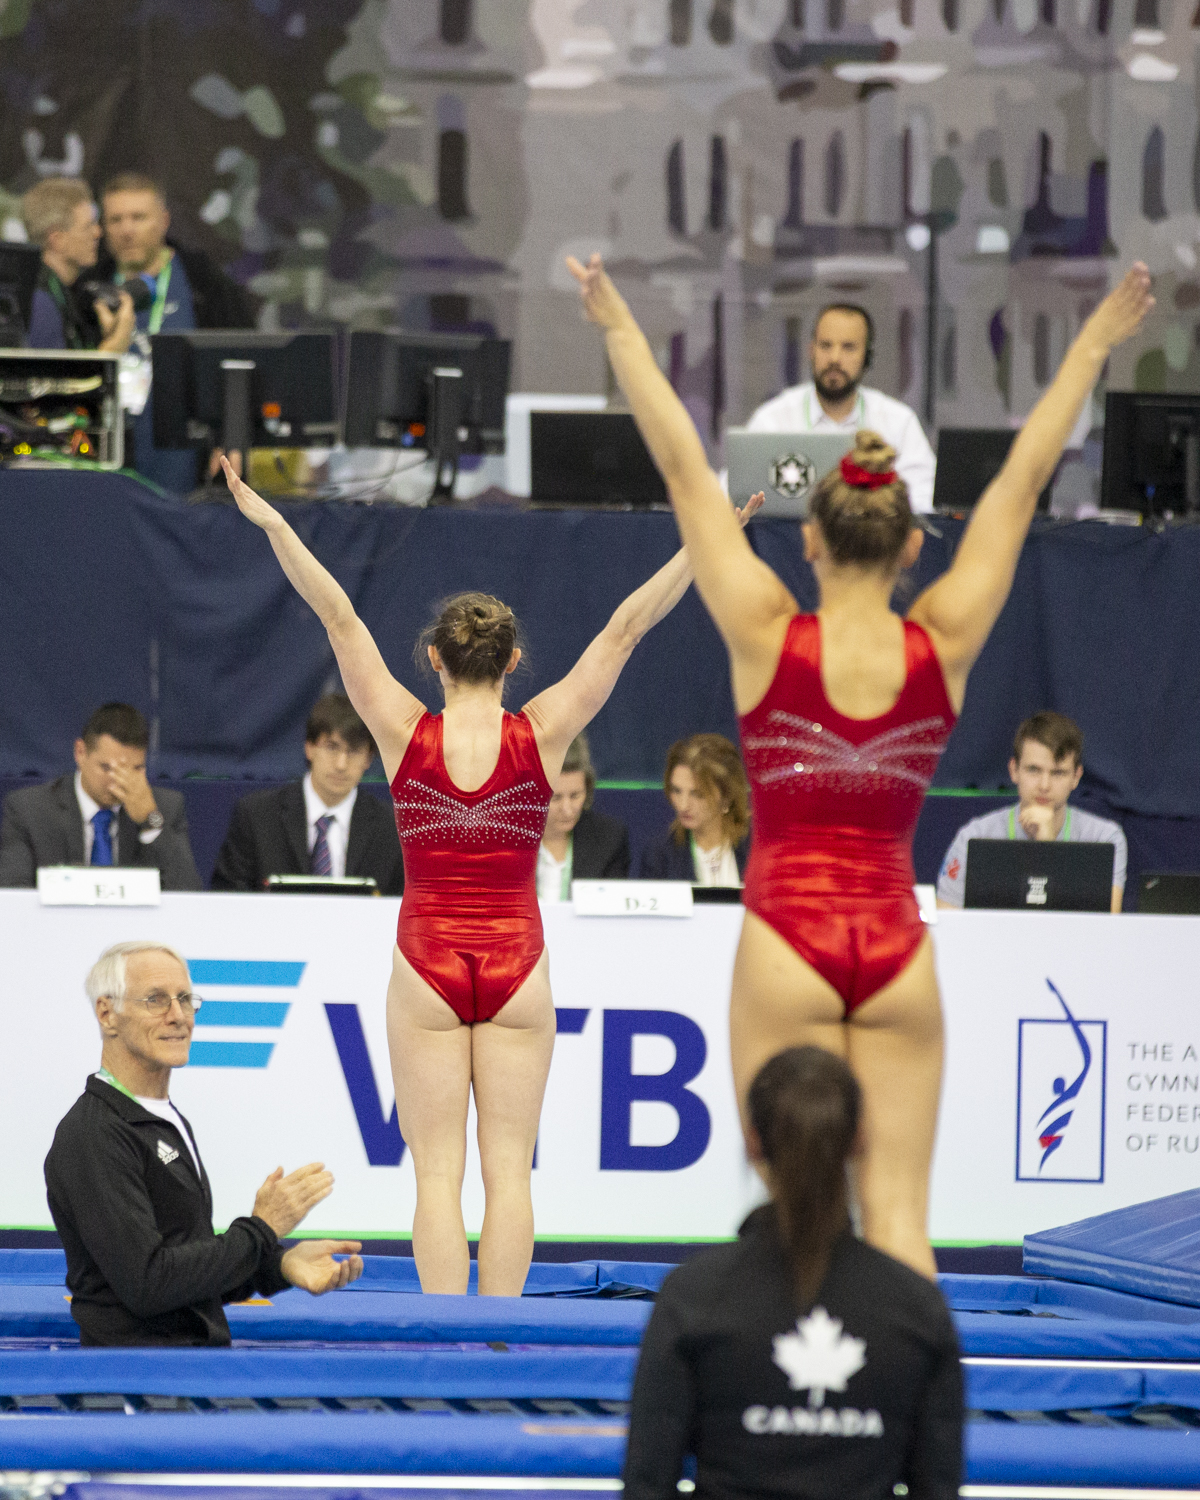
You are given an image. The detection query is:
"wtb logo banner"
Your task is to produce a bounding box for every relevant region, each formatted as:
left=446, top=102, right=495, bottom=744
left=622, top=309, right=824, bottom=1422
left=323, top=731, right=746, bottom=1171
left=1016, top=979, right=1107, bottom=1183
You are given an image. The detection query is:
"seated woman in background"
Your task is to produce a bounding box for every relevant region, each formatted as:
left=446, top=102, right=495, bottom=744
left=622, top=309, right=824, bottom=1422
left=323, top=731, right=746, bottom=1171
left=640, top=733, right=750, bottom=886
left=537, top=732, right=630, bottom=900
left=622, top=1046, right=962, bottom=1500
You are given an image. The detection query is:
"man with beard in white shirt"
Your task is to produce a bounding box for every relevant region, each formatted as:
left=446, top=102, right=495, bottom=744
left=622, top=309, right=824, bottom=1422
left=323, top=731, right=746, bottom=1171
left=746, top=304, right=936, bottom=514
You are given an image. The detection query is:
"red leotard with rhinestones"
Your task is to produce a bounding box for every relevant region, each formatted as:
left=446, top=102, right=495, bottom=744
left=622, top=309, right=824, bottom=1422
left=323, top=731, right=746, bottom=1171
left=739, top=614, right=957, bottom=1013
left=390, top=710, right=553, bottom=1024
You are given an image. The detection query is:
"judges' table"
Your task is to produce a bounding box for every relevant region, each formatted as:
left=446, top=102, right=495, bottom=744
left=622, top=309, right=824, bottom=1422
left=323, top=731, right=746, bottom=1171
left=2, top=891, right=1197, bottom=1246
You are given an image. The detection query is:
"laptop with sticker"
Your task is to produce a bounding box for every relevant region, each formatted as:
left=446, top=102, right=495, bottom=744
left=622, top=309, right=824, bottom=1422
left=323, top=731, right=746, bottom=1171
left=726, top=429, right=855, bottom=517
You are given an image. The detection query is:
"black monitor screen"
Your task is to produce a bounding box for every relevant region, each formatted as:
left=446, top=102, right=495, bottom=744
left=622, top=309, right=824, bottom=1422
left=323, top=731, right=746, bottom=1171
left=531, top=411, right=667, bottom=507
left=933, top=428, right=1052, bottom=513
left=0, top=244, right=43, bottom=347
left=344, top=331, right=509, bottom=451
left=1101, top=391, right=1200, bottom=516
left=151, top=331, right=339, bottom=449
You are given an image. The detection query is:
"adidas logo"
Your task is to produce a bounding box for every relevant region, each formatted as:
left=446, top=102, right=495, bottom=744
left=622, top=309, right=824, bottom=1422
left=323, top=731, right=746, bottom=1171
left=157, top=1139, right=179, bottom=1166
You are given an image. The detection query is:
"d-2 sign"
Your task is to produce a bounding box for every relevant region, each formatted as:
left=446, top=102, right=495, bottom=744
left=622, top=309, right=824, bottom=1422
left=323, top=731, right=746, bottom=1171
left=571, top=879, right=694, bottom=917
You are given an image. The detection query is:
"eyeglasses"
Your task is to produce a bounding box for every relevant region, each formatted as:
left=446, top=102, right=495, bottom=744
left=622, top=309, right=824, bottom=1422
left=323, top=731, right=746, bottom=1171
left=129, top=990, right=203, bottom=1017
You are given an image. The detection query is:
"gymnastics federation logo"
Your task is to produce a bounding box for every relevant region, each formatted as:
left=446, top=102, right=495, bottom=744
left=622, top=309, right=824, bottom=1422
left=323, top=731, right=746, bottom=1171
left=1016, top=979, right=1107, bottom=1183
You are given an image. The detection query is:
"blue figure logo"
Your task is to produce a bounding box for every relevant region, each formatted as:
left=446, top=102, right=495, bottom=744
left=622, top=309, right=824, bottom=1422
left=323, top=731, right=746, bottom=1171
left=1035, top=979, right=1092, bottom=1172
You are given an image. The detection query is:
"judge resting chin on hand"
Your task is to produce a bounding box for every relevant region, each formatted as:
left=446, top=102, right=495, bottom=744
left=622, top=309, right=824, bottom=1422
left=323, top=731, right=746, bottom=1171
left=44, top=939, right=363, bottom=1346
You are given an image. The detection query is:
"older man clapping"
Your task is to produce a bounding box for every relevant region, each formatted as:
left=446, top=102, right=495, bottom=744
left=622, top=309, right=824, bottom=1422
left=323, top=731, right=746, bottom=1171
left=44, top=939, right=362, bottom=1346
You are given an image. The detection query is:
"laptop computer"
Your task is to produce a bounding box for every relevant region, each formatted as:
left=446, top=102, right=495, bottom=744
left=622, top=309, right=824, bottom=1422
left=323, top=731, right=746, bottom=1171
left=1138, top=873, right=1200, bottom=915
left=726, top=429, right=854, bottom=516
left=933, top=428, right=1053, bottom=513
left=963, top=840, right=1114, bottom=912
left=530, top=410, right=667, bottom=507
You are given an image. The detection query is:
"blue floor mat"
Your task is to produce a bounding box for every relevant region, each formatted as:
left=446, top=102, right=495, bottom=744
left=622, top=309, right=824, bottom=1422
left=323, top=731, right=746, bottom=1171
left=1024, top=1188, right=1200, bottom=1306
left=0, top=1251, right=672, bottom=1297
left=4, top=1409, right=1200, bottom=1485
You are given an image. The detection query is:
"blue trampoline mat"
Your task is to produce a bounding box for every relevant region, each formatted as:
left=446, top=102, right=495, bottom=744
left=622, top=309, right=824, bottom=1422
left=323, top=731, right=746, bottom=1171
left=0, top=1252, right=672, bottom=1296
left=0, top=1285, right=652, bottom=1346
left=4, top=1410, right=1200, bottom=1486
left=1025, top=1187, right=1200, bottom=1307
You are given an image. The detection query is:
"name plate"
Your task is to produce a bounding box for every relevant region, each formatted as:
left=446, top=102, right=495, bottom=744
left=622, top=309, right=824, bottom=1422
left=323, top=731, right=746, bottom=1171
left=38, top=865, right=162, bottom=907
left=571, top=879, right=694, bottom=918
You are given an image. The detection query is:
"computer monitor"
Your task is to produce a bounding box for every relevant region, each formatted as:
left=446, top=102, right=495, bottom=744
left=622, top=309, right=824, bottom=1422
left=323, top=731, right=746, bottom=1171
left=1138, top=873, right=1200, bottom=915
left=150, top=331, right=339, bottom=457
left=0, top=244, right=43, bottom=346
left=933, top=428, right=1053, bottom=513
left=530, top=411, right=667, bottom=507
left=343, top=331, right=510, bottom=500
left=963, top=839, right=1114, bottom=912
left=1101, top=391, right=1200, bottom=517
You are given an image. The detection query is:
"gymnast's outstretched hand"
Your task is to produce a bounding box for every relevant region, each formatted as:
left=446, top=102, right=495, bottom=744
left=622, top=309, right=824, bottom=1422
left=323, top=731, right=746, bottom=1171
left=566, top=252, right=633, bottom=331
left=280, top=1239, right=364, bottom=1295
left=1083, top=261, right=1154, bottom=353
left=221, top=454, right=284, bottom=532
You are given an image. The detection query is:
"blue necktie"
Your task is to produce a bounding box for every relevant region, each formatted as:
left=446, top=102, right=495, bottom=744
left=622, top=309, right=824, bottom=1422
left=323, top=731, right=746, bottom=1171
left=91, top=808, right=115, bottom=866
left=311, top=813, right=333, bottom=876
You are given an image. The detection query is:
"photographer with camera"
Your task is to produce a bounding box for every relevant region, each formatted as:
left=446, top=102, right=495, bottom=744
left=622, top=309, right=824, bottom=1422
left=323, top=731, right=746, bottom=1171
left=22, top=178, right=134, bottom=355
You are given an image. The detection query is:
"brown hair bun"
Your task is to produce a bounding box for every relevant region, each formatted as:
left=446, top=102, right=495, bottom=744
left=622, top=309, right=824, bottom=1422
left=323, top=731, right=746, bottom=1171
left=416, top=592, right=523, bottom=686
left=849, top=429, right=898, bottom=477
left=809, top=429, right=913, bottom=570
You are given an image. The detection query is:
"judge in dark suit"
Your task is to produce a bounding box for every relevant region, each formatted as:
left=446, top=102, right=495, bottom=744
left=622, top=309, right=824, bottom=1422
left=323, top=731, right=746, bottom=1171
left=211, top=694, right=403, bottom=894
left=536, top=732, right=629, bottom=901
left=639, top=734, right=750, bottom=886
left=0, top=703, right=201, bottom=891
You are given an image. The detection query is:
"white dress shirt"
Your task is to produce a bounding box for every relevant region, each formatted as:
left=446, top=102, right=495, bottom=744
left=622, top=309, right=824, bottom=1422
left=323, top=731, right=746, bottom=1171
left=690, top=839, right=741, bottom=887
left=303, top=773, right=357, bottom=880
left=746, top=382, right=936, bottom=514
left=75, top=771, right=162, bottom=863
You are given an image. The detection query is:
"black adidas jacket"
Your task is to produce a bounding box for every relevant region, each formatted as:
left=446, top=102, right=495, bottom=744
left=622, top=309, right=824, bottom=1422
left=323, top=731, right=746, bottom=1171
left=44, top=1074, right=289, bottom=1346
left=624, top=1206, right=962, bottom=1500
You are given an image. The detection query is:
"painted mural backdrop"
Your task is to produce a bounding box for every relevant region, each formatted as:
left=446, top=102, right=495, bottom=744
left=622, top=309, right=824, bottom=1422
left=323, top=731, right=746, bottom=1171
left=0, top=0, right=1194, bottom=477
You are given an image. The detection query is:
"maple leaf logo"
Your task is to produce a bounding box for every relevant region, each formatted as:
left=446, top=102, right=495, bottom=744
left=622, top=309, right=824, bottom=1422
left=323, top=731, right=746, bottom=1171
left=772, top=1307, right=867, bottom=1408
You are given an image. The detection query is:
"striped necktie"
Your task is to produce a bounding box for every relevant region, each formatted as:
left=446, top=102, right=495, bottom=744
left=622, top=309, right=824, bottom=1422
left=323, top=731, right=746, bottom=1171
left=311, top=813, right=334, bottom=876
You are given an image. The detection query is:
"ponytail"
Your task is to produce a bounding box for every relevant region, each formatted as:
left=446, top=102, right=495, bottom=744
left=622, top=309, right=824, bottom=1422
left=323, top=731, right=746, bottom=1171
left=747, top=1047, right=861, bottom=1305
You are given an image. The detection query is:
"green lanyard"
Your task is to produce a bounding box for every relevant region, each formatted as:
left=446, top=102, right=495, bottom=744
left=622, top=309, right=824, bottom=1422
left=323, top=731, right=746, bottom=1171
left=119, top=256, right=173, bottom=335
left=95, top=1066, right=137, bottom=1101
left=558, top=837, right=574, bottom=900
left=1009, top=806, right=1072, bottom=839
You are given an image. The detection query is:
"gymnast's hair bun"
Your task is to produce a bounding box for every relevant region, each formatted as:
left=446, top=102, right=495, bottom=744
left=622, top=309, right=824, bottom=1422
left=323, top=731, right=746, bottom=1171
left=418, top=592, right=524, bottom=685
left=808, top=429, right=913, bottom=570
left=848, top=430, right=897, bottom=477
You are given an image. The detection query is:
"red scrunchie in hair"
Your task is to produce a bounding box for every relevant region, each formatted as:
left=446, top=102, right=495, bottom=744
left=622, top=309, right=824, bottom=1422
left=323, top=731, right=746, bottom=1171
left=840, top=455, right=897, bottom=489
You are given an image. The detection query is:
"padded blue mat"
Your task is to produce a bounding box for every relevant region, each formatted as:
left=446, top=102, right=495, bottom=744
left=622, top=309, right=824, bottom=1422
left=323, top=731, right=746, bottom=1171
left=5, top=1412, right=1200, bottom=1485
left=1024, top=1188, right=1200, bottom=1306
left=0, top=1345, right=636, bottom=1399
left=0, top=1252, right=672, bottom=1296
left=0, top=1286, right=651, bottom=1345
left=0, top=1411, right=627, bottom=1475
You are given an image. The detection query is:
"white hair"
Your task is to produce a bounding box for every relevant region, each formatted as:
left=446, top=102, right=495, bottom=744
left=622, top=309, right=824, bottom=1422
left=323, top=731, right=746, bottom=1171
left=86, top=940, right=190, bottom=1012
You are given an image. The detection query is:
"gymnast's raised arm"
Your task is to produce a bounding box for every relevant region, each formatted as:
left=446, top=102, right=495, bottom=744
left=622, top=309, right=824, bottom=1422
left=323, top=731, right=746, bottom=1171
left=566, top=256, right=796, bottom=684
left=522, top=493, right=762, bottom=781
left=908, top=265, right=1154, bottom=704
left=221, top=458, right=423, bottom=778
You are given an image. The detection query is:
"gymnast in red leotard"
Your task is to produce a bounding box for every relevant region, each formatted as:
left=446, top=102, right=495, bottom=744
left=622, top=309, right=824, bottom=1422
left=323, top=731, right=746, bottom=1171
left=740, top=611, right=955, bottom=1014
left=219, top=459, right=760, bottom=1296
left=569, top=252, right=1153, bottom=1276
left=391, top=703, right=552, bottom=1023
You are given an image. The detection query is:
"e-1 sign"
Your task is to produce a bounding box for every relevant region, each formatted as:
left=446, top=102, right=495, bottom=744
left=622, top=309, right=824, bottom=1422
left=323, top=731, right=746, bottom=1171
left=37, top=865, right=161, bottom=907
left=571, top=880, right=694, bottom=918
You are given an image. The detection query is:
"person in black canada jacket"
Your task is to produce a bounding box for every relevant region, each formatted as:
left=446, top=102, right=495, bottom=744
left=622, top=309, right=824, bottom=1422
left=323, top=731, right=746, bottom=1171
left=44, top=939, right=363, bottom=1346
left=623, top=1046, right=963, bottom=1500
